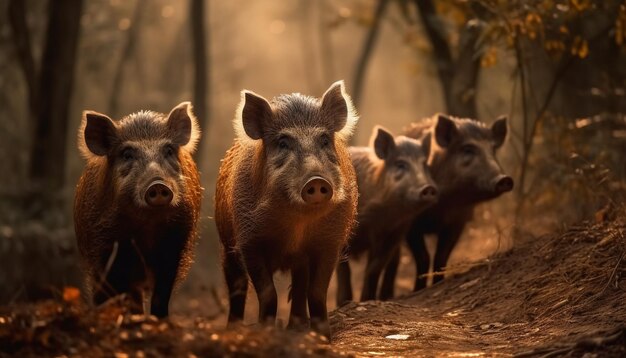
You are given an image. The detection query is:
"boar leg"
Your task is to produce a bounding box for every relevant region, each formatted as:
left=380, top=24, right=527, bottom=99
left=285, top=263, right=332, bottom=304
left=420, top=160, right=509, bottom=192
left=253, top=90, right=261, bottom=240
left=379, top=245, right=400, bottom=301
left=288, top=264, right=310, bottom=329
left=150, top=260, right=179, bottom=318
left=308, top=254, right=335, bottom=340
left=335, top=259, right=353, bottom=305
left=406, top=224, right=430, bottom=291
left=361, top=246, right=389, bottom=301
left=222, top=249, right=248, bottom=322
left=432, top=225, right=464, bottom=285
left=244, top=251, right=277, bottom=323
left=151, top=234, right=186, bottom=318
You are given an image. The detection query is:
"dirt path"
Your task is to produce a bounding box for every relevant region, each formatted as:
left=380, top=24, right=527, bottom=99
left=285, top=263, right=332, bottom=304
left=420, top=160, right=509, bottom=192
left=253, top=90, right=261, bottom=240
left=330, top=219, right=626, bottom=356
left=1, top=219, right=625, bottom=357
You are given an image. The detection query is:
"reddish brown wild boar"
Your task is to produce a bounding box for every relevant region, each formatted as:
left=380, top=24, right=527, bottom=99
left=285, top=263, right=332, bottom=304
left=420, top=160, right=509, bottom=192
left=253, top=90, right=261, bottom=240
left=336, top=126, right=437, bottom=305
left=215, top=81, right=358, bottom=339
left=74, top=102, right=202, bottom=317
left=380, top=114, right=513, bottom=296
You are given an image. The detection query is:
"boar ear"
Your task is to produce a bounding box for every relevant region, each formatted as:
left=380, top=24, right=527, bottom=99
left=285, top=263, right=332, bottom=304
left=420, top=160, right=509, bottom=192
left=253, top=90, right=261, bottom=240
left=167, top=101, right=201, bottom=152
left=434, top=114, right=457, bottom=148
left=237, top=90, right=272, bottom=140
left=491, top=116, right=508, bottom=148
left=320, top=80, right=358, bottom=140
left=81, top=111, right=117, bottom=157
left=422, top=132, right=432, bottom=158
left=372, top=126, right=396, bottom=160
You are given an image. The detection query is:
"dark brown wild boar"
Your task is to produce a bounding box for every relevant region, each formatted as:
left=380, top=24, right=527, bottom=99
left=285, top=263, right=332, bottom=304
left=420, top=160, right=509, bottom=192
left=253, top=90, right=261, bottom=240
left=336, top=126, right=437, bottom=305
left=215, top=81, right=358, bottom=339
left=74, top=102, right=202, bottom=317
left=380, top=114, right=513, bottom=296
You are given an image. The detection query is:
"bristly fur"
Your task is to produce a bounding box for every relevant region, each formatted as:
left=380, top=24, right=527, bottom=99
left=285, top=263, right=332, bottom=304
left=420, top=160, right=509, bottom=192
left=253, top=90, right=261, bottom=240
left=78, top=102, right=201, bottom=160
left=403, top=113, right=507, bottom=156
left=233, top=80, right=358, bottom=143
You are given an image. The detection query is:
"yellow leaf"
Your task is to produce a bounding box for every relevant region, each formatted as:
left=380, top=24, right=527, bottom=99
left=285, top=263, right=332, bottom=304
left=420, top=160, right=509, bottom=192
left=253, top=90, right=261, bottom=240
left=578, top=40, right=589, bottom=59
left=481, top=47, right=498, bottom=68
left=571, top=0, right=590, bottom=12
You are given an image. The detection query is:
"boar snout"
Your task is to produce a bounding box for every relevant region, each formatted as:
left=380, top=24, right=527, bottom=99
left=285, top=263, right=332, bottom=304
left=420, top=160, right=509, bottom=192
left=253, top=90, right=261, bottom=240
left=493, top=175, right=514, bottom=194
left=301, top=176, right=333, bottom=205
left=145, top=179, right=174, bottom=207
left=419, top=184, right=438, bottom=203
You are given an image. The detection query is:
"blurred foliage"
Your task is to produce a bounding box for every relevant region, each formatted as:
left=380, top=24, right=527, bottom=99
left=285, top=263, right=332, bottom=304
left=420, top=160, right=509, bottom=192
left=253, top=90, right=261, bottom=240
left=527, top=112, right=626, bottom=221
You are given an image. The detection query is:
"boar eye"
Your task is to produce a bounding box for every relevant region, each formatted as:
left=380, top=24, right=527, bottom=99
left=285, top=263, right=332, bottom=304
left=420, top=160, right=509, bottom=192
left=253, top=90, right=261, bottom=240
left=121, top=147, right=135, bottom=161
left=164, top=144, right=176, bottom=157
left=461, top=144, right=477, bottom=156
left=278, top=136, right=290, bottom=150
left=394, top=160, right=408, bottom=171
left=320, top=134, right=331, bottom=148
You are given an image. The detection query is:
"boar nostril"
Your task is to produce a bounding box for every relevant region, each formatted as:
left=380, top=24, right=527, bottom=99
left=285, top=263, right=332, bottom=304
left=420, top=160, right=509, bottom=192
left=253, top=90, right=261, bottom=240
left=419, top=185, right=438, bottom=202
left=495, top=176, right=514, bottom=193
left=145, top=181, right=173, bottom=207
left=301, top=176, right=333, bottom=205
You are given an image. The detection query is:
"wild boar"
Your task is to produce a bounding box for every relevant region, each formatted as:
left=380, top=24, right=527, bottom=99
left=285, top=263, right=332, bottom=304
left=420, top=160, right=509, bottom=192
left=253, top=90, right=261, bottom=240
left=336, top=126, right=437, bottom=304
left=74, top=102, right=202, bottom=317
left=380, top=114, right=513, bottom=295
left=215, top=81, right=358, bottom=339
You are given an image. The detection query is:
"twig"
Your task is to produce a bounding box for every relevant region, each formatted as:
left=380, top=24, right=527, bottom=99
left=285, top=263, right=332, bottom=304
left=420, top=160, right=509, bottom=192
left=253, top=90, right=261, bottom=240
left=210, top=285, right=226, bottom=314
left=601, top=250, right=624, bottom=295
left=514, top=30, right=530, bottom=209
left=98, top=240, right=119, bottom=290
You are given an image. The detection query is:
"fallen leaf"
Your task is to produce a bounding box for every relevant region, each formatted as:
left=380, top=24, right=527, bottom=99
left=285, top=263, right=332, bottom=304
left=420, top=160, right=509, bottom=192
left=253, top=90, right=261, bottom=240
left=63, top=287, right=81, bottom=303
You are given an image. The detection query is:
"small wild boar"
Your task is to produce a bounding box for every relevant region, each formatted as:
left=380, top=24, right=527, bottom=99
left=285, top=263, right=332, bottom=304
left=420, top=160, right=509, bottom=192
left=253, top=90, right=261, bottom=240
left=336, top=126, right=437, bottom=305
left=74, top=102, right=202, bottom=317
left=215, top=81, right=358, bottom=339
left=380, top=114, right=513, bottom=296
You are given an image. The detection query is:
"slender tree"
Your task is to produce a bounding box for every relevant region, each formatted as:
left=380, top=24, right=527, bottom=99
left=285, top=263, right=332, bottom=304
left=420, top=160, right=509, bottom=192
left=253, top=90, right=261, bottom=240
left=9, top=0, right=84, bottom=197
left=109, top=0, right=147, bottom=118
left=413, top=0, right=483, bottom=118
left=352, top=0, right=390, bottom=109
left=190, top=0, right=209, bottom=162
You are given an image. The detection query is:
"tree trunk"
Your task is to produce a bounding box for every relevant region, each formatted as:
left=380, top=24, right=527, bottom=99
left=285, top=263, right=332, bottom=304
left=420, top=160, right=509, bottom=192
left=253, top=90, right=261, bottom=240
left=352, top=0, right=390, bottom=108
left=448, top=22, right=481, bottom=118
left=413, top=0, right=453, bottom=109
left=414, top=0, right=481, bottom=118
left=109, top=0, right=146, bottom=118
left=8, top=0, right=38, bottom=122
left=190, top=0, right=208, bottom=162
left=29, top=0, right=84, bottom=192
left=317, top=0, right=336, bottom=88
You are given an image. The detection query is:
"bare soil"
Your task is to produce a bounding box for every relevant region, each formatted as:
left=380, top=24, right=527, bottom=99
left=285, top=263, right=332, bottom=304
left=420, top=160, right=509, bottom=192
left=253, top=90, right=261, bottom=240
left=1, top=218, right=625, bottom=357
